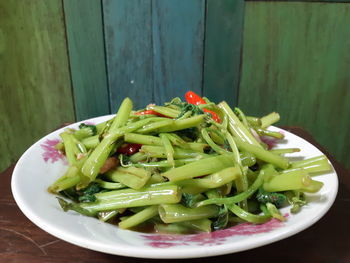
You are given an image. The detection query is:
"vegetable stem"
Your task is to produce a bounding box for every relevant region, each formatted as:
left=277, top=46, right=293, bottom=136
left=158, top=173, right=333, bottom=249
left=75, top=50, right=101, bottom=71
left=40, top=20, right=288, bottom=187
left=218, top=101, right=262, bottom=147
left=263, top=169, right=323, bottom=192
left=228, top=204, right=271, bottom=224
left=159, top=204, right=219, bottom=223
left=81, top=185, right=182, bottom=212
left=261, top=112, right=280, bottom=129
left=235, top=140, right=289, bottom=169
left=119, top=206, right=159, bottom=229
left=162, top=154, right=234, bottom=182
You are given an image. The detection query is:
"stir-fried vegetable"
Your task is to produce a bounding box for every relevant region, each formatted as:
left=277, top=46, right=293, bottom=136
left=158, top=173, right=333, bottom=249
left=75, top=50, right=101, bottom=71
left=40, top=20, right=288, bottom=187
left=48, top=91, right=331, bottom=234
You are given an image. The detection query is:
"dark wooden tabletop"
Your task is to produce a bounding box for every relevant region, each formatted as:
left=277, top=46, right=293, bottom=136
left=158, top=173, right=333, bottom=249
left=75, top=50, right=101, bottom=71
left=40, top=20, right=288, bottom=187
left=1, top=127, right=349, bottom=263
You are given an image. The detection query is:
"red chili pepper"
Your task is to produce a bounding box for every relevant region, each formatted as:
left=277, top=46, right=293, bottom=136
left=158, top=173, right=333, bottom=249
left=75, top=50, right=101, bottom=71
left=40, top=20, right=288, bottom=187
left=185, top=91, right=221, bottom=123
left=185, top=91, right=206, bottom=105
left=134, top=110, right=166, bottom=117
left=117, top=143, right=142, bottom=155
left=203, top=108, right=221, bottom=123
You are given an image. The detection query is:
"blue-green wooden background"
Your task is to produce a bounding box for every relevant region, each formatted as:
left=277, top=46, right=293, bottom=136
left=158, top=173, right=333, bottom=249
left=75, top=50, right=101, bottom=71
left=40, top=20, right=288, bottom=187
left=65, top=0, right=244, bottom=119
left=63, top=0, right=350, bottom=172
left=1, top=0, right=350, bottom=172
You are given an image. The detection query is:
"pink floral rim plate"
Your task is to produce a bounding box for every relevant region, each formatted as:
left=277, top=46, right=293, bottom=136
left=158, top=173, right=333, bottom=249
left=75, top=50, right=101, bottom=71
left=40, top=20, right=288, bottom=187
left=11, top=115, right=338, bottom=259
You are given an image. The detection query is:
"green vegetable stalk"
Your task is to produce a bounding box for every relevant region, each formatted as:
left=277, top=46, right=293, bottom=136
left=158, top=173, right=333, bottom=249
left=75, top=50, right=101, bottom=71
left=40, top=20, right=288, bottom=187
left=260, top=112, right=280, bottom=129
left=218, top=101, right=262, bottom=147
left=119, top=206, right=159, bottom=229
left=263, top=169, right=323, bottom=193
left=162, top=154, right=234, bottom=182
left=80, top=185, right=182, bottom=213
left=159, top=204, right=219, bottom=223
left=106, top=166, right=151, bottom=190
left=228, top=204, right=271, bottom=224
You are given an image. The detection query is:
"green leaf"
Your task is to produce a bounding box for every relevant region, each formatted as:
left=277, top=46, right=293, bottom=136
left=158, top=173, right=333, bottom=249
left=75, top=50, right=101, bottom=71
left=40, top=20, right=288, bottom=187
left=212, top=205, right=228, bottom=230
left=181, top=193, right=205, bottom=208
left=175, top=127, right=199, bottom=141
left=78, top=182, right=101, bottom=203
left=256, top=187, right=287, bottom=208
left=176, top=103, right=204, bottom=119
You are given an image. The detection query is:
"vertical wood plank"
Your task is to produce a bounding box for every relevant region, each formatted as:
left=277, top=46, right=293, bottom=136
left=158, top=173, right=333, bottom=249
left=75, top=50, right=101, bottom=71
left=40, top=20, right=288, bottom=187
left=152, top=0, right=205, bottom=104
left=0, top=0, right=74, bottom=172
left=247, top=0, right=350, bottom=2
left=203, top=0, right=245, bottom=106
left=239, top=2, right=350, bottom=169
left=63, top=0, right=109, bottom=120
left=103, top=0, right=153, bottom=111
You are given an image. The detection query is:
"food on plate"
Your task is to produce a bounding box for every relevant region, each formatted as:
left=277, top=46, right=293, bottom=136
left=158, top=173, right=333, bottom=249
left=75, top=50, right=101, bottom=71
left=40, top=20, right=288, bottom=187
left=48, top=91, right=331, bottom=234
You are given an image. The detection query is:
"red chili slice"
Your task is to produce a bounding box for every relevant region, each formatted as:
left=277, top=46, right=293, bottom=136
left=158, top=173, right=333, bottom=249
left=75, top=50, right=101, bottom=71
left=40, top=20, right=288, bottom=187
left=185, top=91, right=206, bottom=105
left=203, top=109, right=221, bottom=123
left=185, top=91, right=221, bottom=123
left=117, top=143, right=142, bottom=155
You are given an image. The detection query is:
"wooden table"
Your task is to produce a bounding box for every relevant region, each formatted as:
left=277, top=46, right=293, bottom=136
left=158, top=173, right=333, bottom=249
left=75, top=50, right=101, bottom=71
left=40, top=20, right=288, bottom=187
left=1, top=127, right=349, bottom=263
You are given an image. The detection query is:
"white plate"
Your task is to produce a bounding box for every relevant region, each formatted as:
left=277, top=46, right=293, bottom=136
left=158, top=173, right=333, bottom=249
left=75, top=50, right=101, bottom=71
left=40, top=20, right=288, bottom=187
left=11, top=115, right=338, bottom=259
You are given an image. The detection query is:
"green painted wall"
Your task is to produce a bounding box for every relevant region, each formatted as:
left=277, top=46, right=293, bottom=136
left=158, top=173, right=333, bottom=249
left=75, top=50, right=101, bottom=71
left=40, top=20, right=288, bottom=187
left=0, top=1, right=75, bottom=172
left=239, top=1, right=350, bottom=169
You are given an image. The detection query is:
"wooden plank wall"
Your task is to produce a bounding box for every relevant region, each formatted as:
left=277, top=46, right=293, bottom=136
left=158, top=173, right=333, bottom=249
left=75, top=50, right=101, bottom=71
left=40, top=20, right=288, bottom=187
left=103, top=0, right=208, bottom=110
left=0, top=0, right=244, bottom=172
left=152, top=0, right=205, bottom=105
left=203, top=0, right=245, bottom=106
left=102, top=0, right=244, bottom=110
left=2, top=0, right=349, bottom=172
left=103, top=0, right=154, bottom=112
left=0, top=0, right=75, bottom=172
left=63, top=0, right=109, bottom=120
left=239, top=1, right=350, bottom=169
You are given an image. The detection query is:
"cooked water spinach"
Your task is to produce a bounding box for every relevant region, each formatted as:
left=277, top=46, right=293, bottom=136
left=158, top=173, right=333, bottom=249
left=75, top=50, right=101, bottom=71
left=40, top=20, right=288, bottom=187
left=48, top=91, right=331, bottom=234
